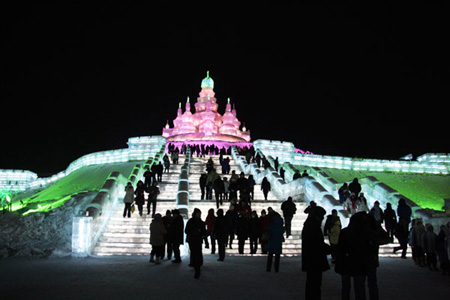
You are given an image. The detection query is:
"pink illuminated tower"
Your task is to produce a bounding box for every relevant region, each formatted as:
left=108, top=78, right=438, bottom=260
left=162, top=71, right=251, bottom=148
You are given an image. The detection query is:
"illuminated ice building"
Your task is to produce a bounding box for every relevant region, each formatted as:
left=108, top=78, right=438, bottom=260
left=162, top=71, right=252, bottom=150
left=0, top=71, right=449, bottom=259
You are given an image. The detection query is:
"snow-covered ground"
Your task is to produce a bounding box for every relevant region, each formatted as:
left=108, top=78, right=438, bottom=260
left=0, top=192, right=96, bottom=258
left=0, top=255, right=449, bottom=300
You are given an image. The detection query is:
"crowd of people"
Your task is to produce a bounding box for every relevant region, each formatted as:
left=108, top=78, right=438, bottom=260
left=338, top=179, right=450, bottom=276
left=120, top=148, right=450, bottom=298
left=146, top=200, right=296, bottom=279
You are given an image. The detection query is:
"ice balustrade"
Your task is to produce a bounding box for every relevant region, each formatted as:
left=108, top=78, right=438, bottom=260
left=176, top=147, right=191, bottom=219
left=3, top=136, right=167, bottom=192
left=293, top=153, right=449, bottom=174
left=252, top=139, right=450, bottom=175
left=72, top=144, right=166, bottom=257
left=0, top=170, right=38, bottom=191
left=417, top=153, right=450, bottom=164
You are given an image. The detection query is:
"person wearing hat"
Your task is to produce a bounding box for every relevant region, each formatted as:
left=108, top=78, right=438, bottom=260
left=168, top=209, right=184, bottom=263
left=301, top=206, right=331, bottom=300
left=185, top=208, right=206, bottom=279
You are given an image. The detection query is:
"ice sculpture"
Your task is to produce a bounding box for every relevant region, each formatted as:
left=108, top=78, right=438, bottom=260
left=162, top=71, right=252, bottom=148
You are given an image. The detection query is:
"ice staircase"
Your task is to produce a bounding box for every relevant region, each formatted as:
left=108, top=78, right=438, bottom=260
left=187, top=155, right=306, bottom=257
left=91, top=153, right=407, bottom=258
left=91, top=159, right=183, bottom=256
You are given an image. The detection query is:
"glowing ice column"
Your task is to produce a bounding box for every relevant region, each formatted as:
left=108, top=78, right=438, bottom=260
left=72, top=216, right=93, bottom=257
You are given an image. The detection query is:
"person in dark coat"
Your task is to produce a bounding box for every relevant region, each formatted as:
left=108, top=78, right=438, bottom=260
left=383, top=202, right=397, bottom=242
left=397, top=198, right=412, bottom=231
left=213, top=176, right=225, bottom=209
left=301, top=206, right=330, bottom=300
left=281, top=197, right=297, bottom=238
left=261, top=177, right=271, bottom=200
left=143, top=167, right=153, bottom=189
left=168, top=209, right=184, bottom=263
left=236, top=211, right=250, bottom=254
left=266, top=213, right=285, bottom=272
left=134, top=180, right=146, bottom=216
left=335, top=212, right=370, bottom=300
left=436, top=225, right=450, bottom=275
left=213, top=208, right=228, bottom=261
left=225, top=205, right=238, bottom=249
left=185, top=208, right=206, bottom=279
left=335, top=212, right=381, bottom=300
left=338, top=183, right=350, bottom=205
left=348, top=178, right=361, bottom=198
left=155, top=162, right=164, bottom=182
left=259, top=209, right=271, bottom=254
left=147, top=181, right=160, bottom=217
left=199, top=173, right=207, bottom=200
left=393, top=218, right=409, bottom=259
left=293, top=170, right=301, bottom=180
left=162, top=210, right=173, bottom=260
left=249, top=210, right=261, bottom=254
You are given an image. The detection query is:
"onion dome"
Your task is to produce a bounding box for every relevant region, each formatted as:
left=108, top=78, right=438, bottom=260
left=201, top=71, right=214, bottom=89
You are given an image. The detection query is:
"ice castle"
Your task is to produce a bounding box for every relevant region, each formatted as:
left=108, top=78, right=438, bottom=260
left=162, top=71, right=252, bottom=149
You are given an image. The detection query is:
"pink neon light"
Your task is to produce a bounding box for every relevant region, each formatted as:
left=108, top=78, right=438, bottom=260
left=162, top=82, right=251, bottom=144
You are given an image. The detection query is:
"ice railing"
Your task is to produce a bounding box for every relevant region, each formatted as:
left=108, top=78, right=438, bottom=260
left=0, top=136, right=167, bottom=193
left=253, top=139, right=450, bottom=227
left=176, top=147, right=191, bottom=219
left=72, top=142, right=166, bottom=257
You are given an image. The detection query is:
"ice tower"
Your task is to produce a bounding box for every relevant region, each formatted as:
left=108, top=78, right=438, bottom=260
left=162, top=71, right=251, bottom=148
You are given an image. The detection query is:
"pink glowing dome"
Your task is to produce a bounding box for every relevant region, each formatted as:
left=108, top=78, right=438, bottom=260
left=162, top=71, right=251, bottom=147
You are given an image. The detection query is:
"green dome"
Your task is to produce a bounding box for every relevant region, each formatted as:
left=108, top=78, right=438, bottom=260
left=201, top=71, right=214, bottom=89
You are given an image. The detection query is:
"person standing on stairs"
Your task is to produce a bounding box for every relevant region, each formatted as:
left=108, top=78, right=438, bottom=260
left=163, top=154, right=170, bottom=173
left=168, top=209, right=184, bottom=263
left=123, top=182, right=134, bottom=218
left=134, top=180, right=146, bottom=216
left=214, top=208, right=228, bottom=261
left=206, top=169, right=219, bottom=200
left=261, top=177, right=271, bottom=201
left=199, top=173, right=207, bottom=200
left=213, top=176, right=225, bottom=209
left=185, top=208, right=206, bottom=279
left=147, top=181, right=160, bottom=217
left=156, top=161, right=164, bottom=183
left=150, top=213, right=167, bottom=264
left=266, top=212, right=285, bottom=272
left=281, top=197, right=297, bottom=238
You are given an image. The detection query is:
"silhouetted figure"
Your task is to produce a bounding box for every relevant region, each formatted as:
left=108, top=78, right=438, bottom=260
left=199, top=173, right=207, bottom=200
left=149, top=213, right=167, bottom=264
left=213, top=209, right=228, bottom=261
left=185, top=208, right=206, bottom=279
left=134, top=180, right=146, bottom=216
left=266, top=213, right=285, bottom=272
left=261, top=177, right=271, bottom=200
left=302, top=206, right=330, bottom=300
left=348, top=178, right=361, bottom=197
left=168, top=209, right=184, bottom=263
left=281, top=197, right=297, bottom=238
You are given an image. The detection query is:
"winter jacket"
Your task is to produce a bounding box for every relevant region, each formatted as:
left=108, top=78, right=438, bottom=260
left=134, top=185, right=146, bottom=205
left=267, top=216, right=285, bottom=254
left=281, top=199, right=297, bottom=217
left=301, top=216, right=330, bottom=272
left=168, top=215, right=184, bottom=245
left=185, top=217, right=206, bottom=244
left=123, top=185, right=134, bottom=204
left=150, top=217, right=167, bottom=246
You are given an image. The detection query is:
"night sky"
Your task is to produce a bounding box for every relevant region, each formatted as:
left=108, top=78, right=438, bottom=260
left=2, top=5, right=448, bottom=176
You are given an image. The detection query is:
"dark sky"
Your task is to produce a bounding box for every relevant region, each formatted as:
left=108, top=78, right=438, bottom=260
left=1, top=5, right=448, bottom=176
